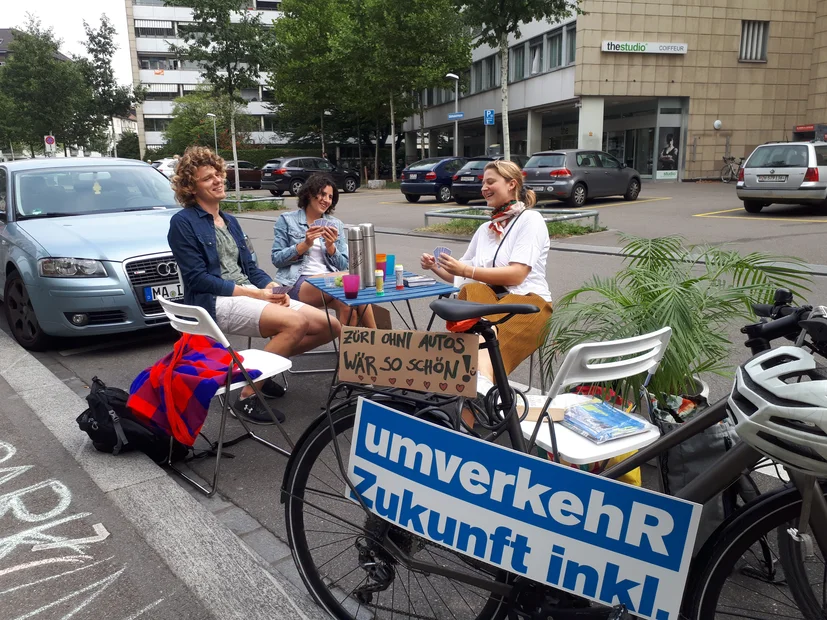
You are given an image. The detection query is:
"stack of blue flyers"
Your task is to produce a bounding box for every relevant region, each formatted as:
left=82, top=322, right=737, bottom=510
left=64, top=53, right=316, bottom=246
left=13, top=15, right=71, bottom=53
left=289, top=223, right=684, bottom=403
left=562, top=401, right=650, bottom=444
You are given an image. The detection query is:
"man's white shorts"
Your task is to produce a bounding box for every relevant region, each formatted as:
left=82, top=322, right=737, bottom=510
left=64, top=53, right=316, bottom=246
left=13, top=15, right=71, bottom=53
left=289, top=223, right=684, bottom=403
left=215, top=293, right=305, bottom=338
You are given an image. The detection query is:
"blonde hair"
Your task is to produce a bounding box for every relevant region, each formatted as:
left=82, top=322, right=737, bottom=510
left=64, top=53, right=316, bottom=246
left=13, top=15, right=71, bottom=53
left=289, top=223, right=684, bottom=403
left=483, top=159, right=536, bottom=208
left=171, top=146, right=226, bottom=206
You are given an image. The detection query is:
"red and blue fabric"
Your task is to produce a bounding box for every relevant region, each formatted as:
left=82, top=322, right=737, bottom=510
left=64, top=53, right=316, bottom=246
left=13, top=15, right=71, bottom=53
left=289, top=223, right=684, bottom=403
left=128, top=334, right=261, bottom=446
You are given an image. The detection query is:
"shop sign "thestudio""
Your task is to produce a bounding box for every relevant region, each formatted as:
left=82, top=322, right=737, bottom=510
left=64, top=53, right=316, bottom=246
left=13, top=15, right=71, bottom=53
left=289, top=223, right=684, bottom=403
left=602, top=41, right=688, bottom=54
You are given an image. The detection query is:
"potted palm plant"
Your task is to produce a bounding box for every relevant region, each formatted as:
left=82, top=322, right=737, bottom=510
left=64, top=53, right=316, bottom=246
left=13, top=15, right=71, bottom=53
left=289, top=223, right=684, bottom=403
left=542, top=234, right=812, bottom=409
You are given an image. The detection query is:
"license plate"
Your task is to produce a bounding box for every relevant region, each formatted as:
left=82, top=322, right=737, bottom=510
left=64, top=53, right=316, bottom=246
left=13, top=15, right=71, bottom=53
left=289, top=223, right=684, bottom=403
left=758, top=175, right=787, bottom=182
left=264, top=172, right=272, bottom=176
left=461, top=176, right=475, bottom=182
left=409, top=173, right=417, bottom=180
left=143, top=283, right=183, bottom=302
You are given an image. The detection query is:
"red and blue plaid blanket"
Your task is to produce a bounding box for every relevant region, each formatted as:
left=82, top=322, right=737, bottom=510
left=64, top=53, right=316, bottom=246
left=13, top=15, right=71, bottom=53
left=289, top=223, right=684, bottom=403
left=128, top=334, right=261, bottom=446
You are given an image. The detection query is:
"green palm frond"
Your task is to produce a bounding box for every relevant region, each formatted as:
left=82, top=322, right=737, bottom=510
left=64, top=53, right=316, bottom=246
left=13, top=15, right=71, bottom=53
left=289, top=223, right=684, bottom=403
left=542, top=236, right=812, bottom=405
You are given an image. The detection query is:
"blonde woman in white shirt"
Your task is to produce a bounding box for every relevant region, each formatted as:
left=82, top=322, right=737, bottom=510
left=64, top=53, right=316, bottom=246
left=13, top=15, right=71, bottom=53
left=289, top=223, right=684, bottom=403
left=421, top=159, right=553, bottom=394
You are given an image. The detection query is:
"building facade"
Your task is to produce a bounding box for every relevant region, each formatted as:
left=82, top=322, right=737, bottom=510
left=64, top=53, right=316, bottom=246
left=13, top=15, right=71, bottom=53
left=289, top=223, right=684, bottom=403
left=404, top=0, right=826, bottom=180
left=123, top=0, right=282, bottom=156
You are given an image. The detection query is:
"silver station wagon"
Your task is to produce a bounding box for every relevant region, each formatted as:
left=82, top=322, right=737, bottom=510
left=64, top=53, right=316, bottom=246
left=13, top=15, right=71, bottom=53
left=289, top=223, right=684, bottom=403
left=736, top=141, right=827, bottom=213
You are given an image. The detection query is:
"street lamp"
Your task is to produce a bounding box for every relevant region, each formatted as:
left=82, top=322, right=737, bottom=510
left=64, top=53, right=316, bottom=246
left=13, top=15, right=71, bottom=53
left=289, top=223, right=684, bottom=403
left=445, top=73, right=459, bottom=156
left=206, top=113, right=218, bottom=152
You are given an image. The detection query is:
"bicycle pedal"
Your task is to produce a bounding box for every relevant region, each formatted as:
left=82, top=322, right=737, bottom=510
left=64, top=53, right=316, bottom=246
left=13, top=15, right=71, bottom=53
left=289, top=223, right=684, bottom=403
left=787, top=527, right=816, bottom=559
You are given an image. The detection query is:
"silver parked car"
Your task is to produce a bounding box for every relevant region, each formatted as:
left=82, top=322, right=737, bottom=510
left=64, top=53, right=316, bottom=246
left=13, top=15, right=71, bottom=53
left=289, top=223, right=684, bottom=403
left=0, top=158, right=185, bottom=350
left=736, top=141, right=827, bottom=213
left=522, top=149, right=642, bottom=207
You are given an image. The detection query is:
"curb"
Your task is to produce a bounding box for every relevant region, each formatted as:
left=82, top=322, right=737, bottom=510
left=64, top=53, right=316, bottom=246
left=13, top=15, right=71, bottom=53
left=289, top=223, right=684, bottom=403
left=0, top=329, right=328, bottom=620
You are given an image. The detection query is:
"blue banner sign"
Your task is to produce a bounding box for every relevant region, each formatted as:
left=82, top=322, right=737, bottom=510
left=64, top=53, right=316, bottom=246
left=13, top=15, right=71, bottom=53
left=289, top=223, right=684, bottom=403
left=448, top=112, right=465, bottom=120
left=347, top=398, right=701, bottom=620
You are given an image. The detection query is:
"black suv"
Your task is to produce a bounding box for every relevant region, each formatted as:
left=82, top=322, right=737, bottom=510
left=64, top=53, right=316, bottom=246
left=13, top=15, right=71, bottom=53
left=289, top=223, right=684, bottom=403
left=450, top=155, right=529, bottom=204
left=260, top=156, right=360, bottom=197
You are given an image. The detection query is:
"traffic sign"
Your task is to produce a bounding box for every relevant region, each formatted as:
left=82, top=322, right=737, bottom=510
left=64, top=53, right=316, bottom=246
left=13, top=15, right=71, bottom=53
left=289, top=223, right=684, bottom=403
left=484, top=109, right=495, bottom=125
left=448, top=112, right=465, bottom=121
left=43, top=135, right=56, bottom=154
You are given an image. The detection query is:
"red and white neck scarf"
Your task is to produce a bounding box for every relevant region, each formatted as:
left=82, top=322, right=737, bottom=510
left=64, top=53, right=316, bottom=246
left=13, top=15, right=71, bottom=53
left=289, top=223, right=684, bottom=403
left=488, top=200, right=525, bottom=238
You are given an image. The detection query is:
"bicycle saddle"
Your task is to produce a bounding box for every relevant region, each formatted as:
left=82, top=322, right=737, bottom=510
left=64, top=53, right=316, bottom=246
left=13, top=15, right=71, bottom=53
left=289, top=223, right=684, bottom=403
left=429, top=298, right=540, bottom=322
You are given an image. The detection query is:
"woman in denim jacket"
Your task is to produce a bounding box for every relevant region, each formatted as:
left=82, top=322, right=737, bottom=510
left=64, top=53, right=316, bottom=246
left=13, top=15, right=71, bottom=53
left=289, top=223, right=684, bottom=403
left=271, top=174, right=375, bottom=327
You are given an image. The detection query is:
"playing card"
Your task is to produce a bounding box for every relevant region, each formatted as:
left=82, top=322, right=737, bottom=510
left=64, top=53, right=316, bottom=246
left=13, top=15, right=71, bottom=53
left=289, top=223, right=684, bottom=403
left=312, top=219, right=326, bottom=228
left=433, top=246, right=452, bottom=260
left=269, top=286, right=291, bottom=295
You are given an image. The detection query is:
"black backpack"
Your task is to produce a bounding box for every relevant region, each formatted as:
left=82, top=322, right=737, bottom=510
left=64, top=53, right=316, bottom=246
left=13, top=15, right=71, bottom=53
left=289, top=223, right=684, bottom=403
left=76, top=376, right=188, bottom=464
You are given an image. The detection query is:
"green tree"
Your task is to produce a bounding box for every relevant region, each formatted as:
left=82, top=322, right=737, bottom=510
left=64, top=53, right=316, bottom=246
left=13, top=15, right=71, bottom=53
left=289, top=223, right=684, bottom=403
left=457, top=0, right=580, bottom=160
left=0, top=87, right=22, bottom=159
left=166, top=0, right=276, bottom=199
left=78, top=15, right=146, bottom=156
left=0, top=17, right=91, bottom=155
left=163, top=90, right=258, bottom=155
left=116, top=130, right=141, bottom=160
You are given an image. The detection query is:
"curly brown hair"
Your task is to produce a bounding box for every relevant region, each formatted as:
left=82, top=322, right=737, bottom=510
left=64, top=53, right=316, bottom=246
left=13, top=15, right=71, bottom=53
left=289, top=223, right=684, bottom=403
left=171, top=146, right=226, bottom=206
left=297, top=173, right=339, bottom=215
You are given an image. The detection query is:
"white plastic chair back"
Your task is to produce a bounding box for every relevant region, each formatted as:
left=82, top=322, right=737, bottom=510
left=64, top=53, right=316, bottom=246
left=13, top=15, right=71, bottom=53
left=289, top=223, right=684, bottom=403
left=158, top=297, right=231, bottom=348
left=545, top=326, right=672, bottom=400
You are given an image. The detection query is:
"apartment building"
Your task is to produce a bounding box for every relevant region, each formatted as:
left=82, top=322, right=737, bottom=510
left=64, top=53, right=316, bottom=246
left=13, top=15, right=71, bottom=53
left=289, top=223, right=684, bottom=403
left=124, top=0, right=282, bottom=156
left=405, top=0, right=827, bottom=180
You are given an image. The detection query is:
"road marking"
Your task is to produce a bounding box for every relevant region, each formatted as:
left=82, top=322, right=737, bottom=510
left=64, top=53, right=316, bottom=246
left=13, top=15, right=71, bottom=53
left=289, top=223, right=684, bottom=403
left=379, top=196, right=673, bottom=208
left=694, top=207, right=827, bottom=223
left=579, top=196, right=671, bottom=209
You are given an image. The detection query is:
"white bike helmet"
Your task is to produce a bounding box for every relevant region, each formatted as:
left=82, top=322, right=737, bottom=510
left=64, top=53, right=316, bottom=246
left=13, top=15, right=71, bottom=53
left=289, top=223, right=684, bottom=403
left=729, top=345, right=827, bottom=477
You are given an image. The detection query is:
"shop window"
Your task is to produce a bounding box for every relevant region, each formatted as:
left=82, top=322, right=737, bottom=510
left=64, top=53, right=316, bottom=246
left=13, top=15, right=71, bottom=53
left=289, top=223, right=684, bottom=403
left=566, top=24, right=576, bottom=64
left=511, top=45, right=525, bottom=82
left=548, top=30, right=563, bottom=69
left=740, top=20, right=768, bottom=62
left=529, top=37, right=543, bottom=75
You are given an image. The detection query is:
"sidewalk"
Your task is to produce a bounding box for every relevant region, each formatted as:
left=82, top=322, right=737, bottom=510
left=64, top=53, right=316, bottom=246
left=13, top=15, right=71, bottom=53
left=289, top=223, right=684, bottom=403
left=0, top=328, right=328, bottom=620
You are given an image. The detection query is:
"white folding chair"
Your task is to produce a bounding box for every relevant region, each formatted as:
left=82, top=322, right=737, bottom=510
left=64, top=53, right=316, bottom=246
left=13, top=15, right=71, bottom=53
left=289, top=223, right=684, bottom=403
left=523, top=326, right=672, bottom=465
left=159, top=298, right=294, bottom=496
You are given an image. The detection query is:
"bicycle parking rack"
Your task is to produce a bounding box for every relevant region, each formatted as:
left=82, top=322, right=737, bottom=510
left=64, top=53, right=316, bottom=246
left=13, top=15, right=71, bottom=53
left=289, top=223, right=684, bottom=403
left=423, top=205, right=601, bottom=230
left=221, top=195, right=286, bottom=213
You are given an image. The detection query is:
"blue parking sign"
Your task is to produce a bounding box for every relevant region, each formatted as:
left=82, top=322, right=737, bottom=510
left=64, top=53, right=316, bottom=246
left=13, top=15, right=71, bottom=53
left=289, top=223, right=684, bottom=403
left=484, top=109, right=495, bottom=125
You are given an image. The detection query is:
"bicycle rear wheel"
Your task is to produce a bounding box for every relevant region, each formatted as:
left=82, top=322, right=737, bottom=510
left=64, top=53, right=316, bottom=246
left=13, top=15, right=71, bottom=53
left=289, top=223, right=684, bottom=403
left=686, top=483, right=827, bottom=619
left=283, top=400, right=510, bottom=620
left=721, top=164, right=735, bottom=183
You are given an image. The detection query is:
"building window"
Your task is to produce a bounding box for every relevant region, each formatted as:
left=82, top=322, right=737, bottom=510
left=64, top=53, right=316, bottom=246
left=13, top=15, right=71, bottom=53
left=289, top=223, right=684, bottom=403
left=483, top=55, right=497, bottom=89
left=263, top=115, right=278, bottom=131
left=144, top=84, right=180, bottom=100
left=740, top=20, right=769, bottom=62
left=566, top=25, right=576, bottom=64
left=134, top=20, right=175, bottom=38
left=460, top=69, right=470, bottom=98
left=144, top=118, right=171, bottom=132
left=472, top=60, right=483, bottom=93
left=256, top=0, right=282, bottom=9
left=139, top=56, right=177, bottom=71
left=529, top=37, right=543, bottom=75
left=511, top=45, right=525, bottom=82
left=548, top=30, right=563, bottom=69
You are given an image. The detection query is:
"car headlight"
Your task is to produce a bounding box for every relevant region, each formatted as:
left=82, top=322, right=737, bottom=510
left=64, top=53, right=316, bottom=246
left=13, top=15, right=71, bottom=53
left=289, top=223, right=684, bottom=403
left=38, top=258, right=107, bottom=278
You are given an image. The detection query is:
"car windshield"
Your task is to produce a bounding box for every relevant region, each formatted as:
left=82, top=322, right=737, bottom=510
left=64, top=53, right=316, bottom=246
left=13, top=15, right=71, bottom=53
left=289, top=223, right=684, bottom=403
left=525, top=154, right=567, bottom=168
left=408, top=158, right=444, bottom=170
left=459, top=160, right=491, bottom=172
left=746, top=145, right=810, bottom=169
left=14, top=166, right=178, bottom=219
left=151, top=161, right=162, bottom=168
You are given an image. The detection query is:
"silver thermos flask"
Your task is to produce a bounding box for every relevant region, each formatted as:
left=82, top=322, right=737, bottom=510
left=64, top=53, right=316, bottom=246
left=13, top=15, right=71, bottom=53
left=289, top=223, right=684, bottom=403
left=347, top=227, right=365, bottom=290
left=360, top=223, right=376, bottom=288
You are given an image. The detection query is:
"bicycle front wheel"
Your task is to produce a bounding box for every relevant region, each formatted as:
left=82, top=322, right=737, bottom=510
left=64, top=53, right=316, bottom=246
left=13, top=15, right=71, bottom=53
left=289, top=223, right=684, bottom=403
left=283, top=401, right=510, bottom=620
left=686, top=483, right=827, bottom=619
left=721, top=164, right=735, bottom=183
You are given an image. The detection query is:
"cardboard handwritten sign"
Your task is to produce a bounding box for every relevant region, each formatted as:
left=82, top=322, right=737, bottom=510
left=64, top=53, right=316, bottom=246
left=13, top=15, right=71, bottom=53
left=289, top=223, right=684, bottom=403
left=339, top=327, right=478, bottom=396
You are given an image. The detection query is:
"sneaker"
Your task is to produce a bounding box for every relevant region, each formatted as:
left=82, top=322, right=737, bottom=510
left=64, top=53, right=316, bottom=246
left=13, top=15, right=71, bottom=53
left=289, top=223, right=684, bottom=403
left=260, top=378, right=286, bottom=399
left=232, top=393, right=286, bottom=424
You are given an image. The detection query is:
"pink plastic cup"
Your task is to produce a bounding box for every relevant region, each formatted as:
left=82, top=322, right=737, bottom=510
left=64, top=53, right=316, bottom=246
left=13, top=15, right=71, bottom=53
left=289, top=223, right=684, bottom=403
left=343, top=274, right=360, bottom=299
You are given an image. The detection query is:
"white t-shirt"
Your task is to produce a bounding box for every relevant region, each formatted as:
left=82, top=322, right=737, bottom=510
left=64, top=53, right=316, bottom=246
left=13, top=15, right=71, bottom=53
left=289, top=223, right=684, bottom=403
left=457, top=209, right=552, bottom=302
left=301, top=237, right=328, bottom=275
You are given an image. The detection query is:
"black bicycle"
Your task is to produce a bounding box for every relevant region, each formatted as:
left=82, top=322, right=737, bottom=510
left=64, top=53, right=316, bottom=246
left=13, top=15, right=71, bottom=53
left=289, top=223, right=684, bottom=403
left=281, top=291, right=827, bottom=620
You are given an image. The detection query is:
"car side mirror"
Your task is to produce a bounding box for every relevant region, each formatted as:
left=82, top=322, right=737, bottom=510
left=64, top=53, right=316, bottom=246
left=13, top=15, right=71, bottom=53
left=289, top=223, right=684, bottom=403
left=620, top=163, right=627, bottom=169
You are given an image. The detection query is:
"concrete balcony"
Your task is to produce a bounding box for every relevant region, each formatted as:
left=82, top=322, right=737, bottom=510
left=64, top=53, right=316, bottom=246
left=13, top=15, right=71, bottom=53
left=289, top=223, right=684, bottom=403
left=145, top=131, right=167, bottom=145
left=404, top=66, right=576, bottom=132
left=138, top=69, right=204, bottom=85
left=135, top=38, right=183, bottom=54
left=133, top=5, right=281, bottom=23
left=242, top=101, right=274, bottom=115
left=141, top=101, right=176, bottom=115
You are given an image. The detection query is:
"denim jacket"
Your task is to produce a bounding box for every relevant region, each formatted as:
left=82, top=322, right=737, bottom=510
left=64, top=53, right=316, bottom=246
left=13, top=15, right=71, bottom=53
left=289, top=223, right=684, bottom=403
left=271, top=209, right=348, bottom=287
left=168, top=204, right=273, bottom=320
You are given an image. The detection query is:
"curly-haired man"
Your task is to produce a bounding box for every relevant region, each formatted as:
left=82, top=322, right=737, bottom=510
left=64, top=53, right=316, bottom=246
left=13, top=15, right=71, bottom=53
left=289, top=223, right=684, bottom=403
left=167, top=146, right=341, bottom=423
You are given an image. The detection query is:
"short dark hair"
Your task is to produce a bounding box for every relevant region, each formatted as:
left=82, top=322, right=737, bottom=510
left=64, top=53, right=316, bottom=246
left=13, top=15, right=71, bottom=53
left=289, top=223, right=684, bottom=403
left=666, top=133, right=674, bottom=142
left=297, top=174, right=339, bottom=214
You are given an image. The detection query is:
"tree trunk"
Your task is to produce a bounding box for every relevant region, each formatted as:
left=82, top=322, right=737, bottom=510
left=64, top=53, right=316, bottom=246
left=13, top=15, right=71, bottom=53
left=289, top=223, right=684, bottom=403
left=320, top=112, right=326, bottom=157
left=418, top=93, right=426, bottom=160
left=374, top=115, right=380, bottom=181
left=389, top=94, right=397, bottom=182
left=356, top=114, right=364, bottom=183
left=111, top=116, right=118, bottom=158
left=230, top=111, right=241, bottom=208
left=499, top=34, right=510, bottom=161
